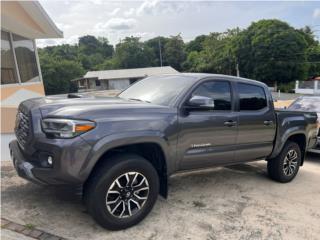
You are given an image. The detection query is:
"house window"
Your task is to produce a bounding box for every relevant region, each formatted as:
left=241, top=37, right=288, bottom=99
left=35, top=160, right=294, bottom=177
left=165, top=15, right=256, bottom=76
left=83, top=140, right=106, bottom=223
left=95, top=80, right=101, bottom=86
left=1, top=30, right=18, bottom=84
left=1, top=30, right=40, bottom=85
left=12, top=33, right=40, bottom=83
left=79, top=79, right=85, bottom=87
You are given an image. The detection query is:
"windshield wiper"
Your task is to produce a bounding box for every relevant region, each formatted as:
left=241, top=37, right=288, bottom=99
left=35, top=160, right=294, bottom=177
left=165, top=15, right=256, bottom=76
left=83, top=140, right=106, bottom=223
left=128, top=98, right=151, bottom=103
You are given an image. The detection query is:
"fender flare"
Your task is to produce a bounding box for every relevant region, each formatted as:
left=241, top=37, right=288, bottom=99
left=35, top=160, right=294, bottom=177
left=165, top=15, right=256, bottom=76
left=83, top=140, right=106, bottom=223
left=79, top=131, right=173, bottom=182
left=269, top=128, right=306, bottom=159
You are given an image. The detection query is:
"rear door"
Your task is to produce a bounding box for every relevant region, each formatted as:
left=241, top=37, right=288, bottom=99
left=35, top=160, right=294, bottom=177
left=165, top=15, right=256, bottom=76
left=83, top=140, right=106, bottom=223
left=235, top=83, right=276, bottom=161
left=177, top=79, right=238, bottom=170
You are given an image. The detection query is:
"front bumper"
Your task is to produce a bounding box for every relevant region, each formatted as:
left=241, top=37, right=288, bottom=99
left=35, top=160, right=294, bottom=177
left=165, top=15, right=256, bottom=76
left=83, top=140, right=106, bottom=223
left=10, top=140, right=45, bottom=184
left=9, top=138, right=92, bottom=185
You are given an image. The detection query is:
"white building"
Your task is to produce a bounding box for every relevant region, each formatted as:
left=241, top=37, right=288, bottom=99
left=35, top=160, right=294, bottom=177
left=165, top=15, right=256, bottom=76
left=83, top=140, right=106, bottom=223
left=73, top=66, right=179, bottom=92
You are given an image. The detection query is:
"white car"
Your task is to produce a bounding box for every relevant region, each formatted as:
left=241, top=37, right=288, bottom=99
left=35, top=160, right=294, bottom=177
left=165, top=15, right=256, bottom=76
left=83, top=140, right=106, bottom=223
left=288, top=96, right=320, bottom=154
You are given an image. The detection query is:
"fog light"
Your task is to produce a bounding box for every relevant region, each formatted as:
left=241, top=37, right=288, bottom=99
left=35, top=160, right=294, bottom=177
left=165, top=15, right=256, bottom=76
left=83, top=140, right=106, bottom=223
left=47, top=156, right=53, bottom=165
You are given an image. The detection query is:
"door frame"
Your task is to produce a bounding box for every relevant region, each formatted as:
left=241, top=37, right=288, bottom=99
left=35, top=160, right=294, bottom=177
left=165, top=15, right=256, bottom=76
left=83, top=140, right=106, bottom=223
left=176, top=77, right=239, bottom=170
left=177, top=77, right=238, bottom=114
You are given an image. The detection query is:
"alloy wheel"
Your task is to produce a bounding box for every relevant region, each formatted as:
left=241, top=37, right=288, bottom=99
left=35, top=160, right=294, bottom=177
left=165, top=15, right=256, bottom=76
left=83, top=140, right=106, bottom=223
left=283, top=149, right=298, bottom=176
left=106, top=172, right=149, bottom=218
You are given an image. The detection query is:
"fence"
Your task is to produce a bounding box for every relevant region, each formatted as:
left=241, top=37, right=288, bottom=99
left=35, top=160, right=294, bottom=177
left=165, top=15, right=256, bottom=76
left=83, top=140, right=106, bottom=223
left=295, top=81, right=320, bottom=95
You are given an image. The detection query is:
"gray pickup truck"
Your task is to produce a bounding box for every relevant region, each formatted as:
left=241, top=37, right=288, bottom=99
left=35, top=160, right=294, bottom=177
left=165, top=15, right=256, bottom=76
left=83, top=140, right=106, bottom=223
left=10, top=74, right=318, bottom=230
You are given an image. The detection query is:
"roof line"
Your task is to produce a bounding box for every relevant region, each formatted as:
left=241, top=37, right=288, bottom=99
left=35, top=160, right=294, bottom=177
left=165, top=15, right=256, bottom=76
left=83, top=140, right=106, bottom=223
left=19, top=1, right=63, bottom=38
left=34, top=1, right=63, bottom=37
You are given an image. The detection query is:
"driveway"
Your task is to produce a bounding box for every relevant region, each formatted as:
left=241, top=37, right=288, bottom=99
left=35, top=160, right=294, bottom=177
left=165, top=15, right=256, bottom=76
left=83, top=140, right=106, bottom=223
left=1, top=153, right=320, bottom=240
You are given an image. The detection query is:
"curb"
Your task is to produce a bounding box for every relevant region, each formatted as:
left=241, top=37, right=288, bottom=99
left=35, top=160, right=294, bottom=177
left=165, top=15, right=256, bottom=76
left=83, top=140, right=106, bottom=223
left=1, top=218, right=67, bottom=240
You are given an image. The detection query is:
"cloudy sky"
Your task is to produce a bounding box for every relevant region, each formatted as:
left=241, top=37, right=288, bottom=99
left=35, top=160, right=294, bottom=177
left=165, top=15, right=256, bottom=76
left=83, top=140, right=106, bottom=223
left=37, top=0, right=320, bottom=47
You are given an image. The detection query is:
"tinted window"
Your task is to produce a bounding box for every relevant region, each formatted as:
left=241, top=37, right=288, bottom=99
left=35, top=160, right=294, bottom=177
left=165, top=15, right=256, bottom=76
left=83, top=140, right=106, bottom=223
left=238, top=83, right=267, bottom=110
left=192, top=81, right=232, bottom=110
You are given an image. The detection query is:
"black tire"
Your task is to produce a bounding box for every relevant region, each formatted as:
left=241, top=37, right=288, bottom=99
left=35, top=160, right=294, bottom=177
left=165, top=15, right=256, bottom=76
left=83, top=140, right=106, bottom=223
left=267, top=141, right=302, bottom=183
left=84, top=153, right=159, bottom=230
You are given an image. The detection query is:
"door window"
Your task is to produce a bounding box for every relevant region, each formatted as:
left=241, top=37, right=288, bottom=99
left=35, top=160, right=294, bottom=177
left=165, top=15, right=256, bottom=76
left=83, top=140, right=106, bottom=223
left=237, top=83, right=267, bottom=111
left=191, top=81, right=232, bottom=111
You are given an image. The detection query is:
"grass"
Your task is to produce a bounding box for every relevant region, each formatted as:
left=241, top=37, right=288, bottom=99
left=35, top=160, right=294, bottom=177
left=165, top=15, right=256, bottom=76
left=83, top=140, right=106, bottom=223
left=25, top=223, right=36, bottom=230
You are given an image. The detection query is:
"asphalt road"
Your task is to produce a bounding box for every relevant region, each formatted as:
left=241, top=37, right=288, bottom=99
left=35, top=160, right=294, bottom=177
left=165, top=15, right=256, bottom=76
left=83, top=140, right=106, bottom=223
left=1, top=153, right=320, bottom=240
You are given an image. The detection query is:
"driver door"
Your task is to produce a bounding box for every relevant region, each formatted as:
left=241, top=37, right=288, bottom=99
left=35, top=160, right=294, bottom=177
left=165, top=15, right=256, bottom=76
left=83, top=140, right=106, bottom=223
left=177, top=80, right=238, bottom=170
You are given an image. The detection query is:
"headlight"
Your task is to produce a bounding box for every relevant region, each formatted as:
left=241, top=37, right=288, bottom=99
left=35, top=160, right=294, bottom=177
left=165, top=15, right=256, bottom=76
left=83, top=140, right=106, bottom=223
left=41, top=118, right=95, bottom=138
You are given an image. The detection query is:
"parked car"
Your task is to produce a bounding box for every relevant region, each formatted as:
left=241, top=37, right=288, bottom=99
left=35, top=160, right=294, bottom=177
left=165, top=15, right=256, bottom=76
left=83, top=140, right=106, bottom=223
left=9, top=74, right=318, bottom=230
left=288, top=96, right=320, bottom=153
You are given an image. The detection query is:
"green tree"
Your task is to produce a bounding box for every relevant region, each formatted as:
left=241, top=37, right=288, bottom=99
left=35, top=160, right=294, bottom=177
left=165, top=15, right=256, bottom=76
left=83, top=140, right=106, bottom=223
left=185, top=35, right=207, bottom=53
left=306, top=45, right=320, bottom=77
left=298, top=26, right=320, bottom=77
left=79, top=35, right=101, bottom=55
left=145, top=36, right=170, bottom=66
left=183, top=29, right=240, bottom=75
left=113, top=37, right=155, bottom=68
left=40, top=56, right=84, bottom=95
left=163, top=34, right=186, bottom=71
left=234, top=19, right=309, bottom=85
left=182, top=51, right=208, bottom=72
left=78, top=35, right=114, bottom=70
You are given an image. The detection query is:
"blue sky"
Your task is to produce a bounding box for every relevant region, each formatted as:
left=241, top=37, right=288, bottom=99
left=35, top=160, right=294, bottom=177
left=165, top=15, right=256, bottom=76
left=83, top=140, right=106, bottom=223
left=37, top=1, right=320, bottom=47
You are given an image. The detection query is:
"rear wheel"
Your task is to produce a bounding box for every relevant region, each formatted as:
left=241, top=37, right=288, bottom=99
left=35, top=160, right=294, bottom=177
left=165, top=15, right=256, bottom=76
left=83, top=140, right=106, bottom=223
left=267, top=141, right=301, bottom=183
left=84, top=154, right=159, bottom=230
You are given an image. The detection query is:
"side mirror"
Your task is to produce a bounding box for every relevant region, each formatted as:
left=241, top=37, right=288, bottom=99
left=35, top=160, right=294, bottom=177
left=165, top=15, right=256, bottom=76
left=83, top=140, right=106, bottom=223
left=187, top=95, right=215, bottom=109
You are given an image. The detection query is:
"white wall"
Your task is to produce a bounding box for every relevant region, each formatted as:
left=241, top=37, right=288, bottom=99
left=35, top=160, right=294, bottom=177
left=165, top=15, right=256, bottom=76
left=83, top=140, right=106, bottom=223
left=1, top=133, right=15, bottom=161
left=108, top=79, right=130, bottom=90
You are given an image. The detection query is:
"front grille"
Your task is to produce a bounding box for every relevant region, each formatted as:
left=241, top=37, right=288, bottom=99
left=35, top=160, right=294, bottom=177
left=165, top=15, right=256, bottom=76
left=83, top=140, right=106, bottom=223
left=15, top=108, right=30, bottom=148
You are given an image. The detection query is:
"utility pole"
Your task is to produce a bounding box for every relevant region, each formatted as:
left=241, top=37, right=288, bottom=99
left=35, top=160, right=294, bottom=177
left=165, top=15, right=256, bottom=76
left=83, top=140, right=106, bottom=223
left=158, top=37, right=163, bottom=67
left=236, top=60, right=240, bottom=77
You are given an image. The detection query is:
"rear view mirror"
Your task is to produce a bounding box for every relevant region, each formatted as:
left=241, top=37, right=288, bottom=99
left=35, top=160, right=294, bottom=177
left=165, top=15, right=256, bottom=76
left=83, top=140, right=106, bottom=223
left=187, top=95, right=215, bottom=109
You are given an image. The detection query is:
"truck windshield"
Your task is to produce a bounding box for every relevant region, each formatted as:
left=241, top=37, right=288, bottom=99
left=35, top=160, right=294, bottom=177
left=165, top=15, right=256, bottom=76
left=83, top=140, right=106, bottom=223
left=119, top=75, right=195, bottom=106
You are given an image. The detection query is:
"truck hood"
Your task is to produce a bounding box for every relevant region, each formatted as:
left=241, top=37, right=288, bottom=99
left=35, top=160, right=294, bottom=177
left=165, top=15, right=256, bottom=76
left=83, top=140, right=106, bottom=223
left=22, top=96, right=171, bottom=120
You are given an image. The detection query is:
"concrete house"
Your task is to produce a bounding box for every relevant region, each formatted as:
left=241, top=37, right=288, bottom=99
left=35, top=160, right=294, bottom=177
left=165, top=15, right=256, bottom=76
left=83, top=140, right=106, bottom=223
left=73, top=66, right=179, bottom=92
left=1, top=1, right=63, bottom=160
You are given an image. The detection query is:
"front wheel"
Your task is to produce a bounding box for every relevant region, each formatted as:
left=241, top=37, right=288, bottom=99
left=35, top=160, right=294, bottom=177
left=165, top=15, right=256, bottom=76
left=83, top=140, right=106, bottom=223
left=267, top=141, right=302, bottom=183
left=84, top=154, right=159, bottom=230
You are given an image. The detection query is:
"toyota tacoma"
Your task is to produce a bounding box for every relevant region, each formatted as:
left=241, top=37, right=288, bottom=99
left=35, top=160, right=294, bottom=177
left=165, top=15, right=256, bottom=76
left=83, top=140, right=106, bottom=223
left=9, top=74, right=318, bottom=230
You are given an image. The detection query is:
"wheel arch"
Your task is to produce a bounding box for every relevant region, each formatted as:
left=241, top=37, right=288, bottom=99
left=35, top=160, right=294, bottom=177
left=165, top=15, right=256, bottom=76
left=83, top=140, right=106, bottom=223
left=286, top=134, right=306, bottom=165
left=82, top=133, right=172, bottom=198
left=269, top=132, right=307, bottom=165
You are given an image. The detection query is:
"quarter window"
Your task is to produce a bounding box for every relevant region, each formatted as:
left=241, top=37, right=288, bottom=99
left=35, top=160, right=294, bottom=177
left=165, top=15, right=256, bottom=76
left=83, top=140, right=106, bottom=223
left=192, top=81, right=232, bottom=111
left=237, top=83, right=267, bottom=110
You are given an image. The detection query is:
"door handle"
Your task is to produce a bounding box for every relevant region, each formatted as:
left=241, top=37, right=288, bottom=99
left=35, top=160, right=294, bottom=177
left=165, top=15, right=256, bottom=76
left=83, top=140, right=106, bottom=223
left=264, top=120, right=273, bottom=126
left=224, top=120, right=237, bottom=127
